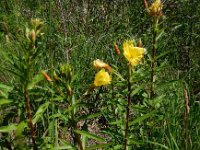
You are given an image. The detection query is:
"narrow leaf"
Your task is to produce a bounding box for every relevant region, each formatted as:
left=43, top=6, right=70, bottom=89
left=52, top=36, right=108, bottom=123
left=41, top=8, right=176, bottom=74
left=0, top=99, right=13, bottom=105
left=146, top=141, right=169, bottom=149
left=28, top=73, right=44, bottom=89
left=87, top=142, right=113, bottom=150
left=129, top=112, right=155, bottom=126
left=76, top=112, right=102, bottom=121
left=33, top=102, right=49, bottom=124
left=0, top=124, right=17, bottom=133
left=75, top=130, right=105, bottom=142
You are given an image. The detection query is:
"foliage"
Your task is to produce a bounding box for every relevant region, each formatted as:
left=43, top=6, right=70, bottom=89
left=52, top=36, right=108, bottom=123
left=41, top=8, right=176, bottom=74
left=0, top=0, right=199, bottom=150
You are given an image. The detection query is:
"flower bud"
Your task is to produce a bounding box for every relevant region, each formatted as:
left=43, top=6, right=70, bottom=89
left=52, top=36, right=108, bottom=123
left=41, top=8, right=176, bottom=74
left=149, top=0, right=163, bottom=17
left=67, top=84, right=72, bottom=97
left=42, top=71, right=52, bottom=82
left=137, top=38, right=143, bottom=48
left=143, top=0, right=148, bottom=9
left=93, top=59, right=112, bottom=72
left=114, top=42, right=120, bottom=55
left=53, top=71, right=60, bottom=82
left=31, top=30, right=36, bottom=42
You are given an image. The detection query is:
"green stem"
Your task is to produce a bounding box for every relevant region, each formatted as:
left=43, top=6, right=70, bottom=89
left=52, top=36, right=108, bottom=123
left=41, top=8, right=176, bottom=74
left=150, top=18, right=158, bottom=99
left=124, top=66, right=132, bottom=150
left=70, top=93, right=83, bottom=150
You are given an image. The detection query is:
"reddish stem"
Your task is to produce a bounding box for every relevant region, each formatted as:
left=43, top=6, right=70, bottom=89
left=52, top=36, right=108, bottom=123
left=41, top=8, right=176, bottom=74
left=24, top=88, right=37, bottom=150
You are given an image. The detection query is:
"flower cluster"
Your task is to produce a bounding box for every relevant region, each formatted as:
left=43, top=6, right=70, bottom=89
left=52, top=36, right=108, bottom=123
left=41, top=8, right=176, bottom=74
left=92, top=59, right=112, bottom=87
left=144, top=0, right=163, bottom=18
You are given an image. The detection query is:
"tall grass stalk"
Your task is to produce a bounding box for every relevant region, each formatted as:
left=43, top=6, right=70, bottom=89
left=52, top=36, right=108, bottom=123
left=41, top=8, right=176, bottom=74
left=57, top=0, right=69, bottom=62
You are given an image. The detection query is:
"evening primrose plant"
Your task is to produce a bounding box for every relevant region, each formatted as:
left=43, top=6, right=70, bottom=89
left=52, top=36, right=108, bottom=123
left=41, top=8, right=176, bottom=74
left=122, top=39, right=145, bottom=150
left=0, top=18, right=44, bottom=150
left=87, top=39, right=147, bottom=149
left=144, top=0, right=163, bottom=98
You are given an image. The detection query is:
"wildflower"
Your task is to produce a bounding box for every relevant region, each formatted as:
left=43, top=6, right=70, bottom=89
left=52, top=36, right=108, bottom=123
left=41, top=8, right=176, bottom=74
left=123, top=40, right=145, bottom=67
left=94, top=69, right=111, bottom=87
left=114, top=42, right=120, bottom=55
left=42, top=71, right=52, bottom=82
left=93, top=59, right=112, bottom=72
left=149, top=0, right=163, bottom=17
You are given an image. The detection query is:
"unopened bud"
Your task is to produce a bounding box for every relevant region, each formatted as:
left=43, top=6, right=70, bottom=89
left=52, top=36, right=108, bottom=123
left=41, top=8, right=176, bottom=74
left=93, top=59, right=112, bottom=72
left=67, top=84, right=72, bottom=97
left=114, top=42, right=120, bottom=55
left=31, top=30, right=36, bottom=42
left=60, top=64, right=73, bottom=82
left=143, top=0, right=148, bottom=9
left=53, top=71, right=60, bottom=82
left=42, top=71, right=52, bottom=82
left=137, top=38, right=143, bottom=48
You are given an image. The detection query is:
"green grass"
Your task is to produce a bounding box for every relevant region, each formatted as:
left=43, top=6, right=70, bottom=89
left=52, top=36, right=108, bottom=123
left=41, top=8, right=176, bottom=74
left=0, top=0, right=199, bottom=149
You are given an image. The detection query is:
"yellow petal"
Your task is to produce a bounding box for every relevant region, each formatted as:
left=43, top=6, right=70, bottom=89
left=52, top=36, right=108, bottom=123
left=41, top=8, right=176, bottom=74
left=94, top=69, right=111, bottom=87
left=123, top=40, right=145, bottom=67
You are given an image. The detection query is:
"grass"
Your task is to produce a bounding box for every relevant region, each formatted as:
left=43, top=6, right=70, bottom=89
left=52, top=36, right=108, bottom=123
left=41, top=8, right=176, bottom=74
left=0, top=0, right=199, bottom=149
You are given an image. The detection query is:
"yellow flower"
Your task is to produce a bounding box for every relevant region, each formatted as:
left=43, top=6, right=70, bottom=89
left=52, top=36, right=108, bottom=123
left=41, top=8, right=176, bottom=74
left=123, top=40, right=145, bottom=67
left=93, top=59, right=112, bottom=72
left=94, top=69, right=111, bottom=87
left=149, top=0, right=163, bottom=17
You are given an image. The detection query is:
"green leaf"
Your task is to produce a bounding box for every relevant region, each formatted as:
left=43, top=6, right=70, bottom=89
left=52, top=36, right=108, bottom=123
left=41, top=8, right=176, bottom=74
left=131, top=84, right=145, bottom=97
left=155, top=50, right=173, bottom=60
left=112, top=69, right=125, bottom=81
left=59, top=140, right=76, bottom=150
left=113, top=145, right=123, bottom=149
left=0, top=124, right=17, bottom=133
left=0, top=99, right=13, bottom=105
left=0, top=83, right=13, bottom=98
left=87, top=142, right=113, bottom=150
left=33, top=102, right=49, bottom=124
left=28, top=73, right=44, bottom=89
left=66, top=102, right=92, bottom=114
left=76, top=112, right=102, bottom=121
left=109, top=120, right=121, bottom=126
left=146, top=141, right=169, bottom=149
left=53, top=146, right=75, bottom=150
left=75, top=130, right=105, bottom=142
left=0, top=83, right=13, bottom=91
left=156, top=29, right=165, bottom=41
left=0, top=49, right=14, bottom=65
left=1, top=67, right=23, bottom=78
left=15, top=121, right=27, bottom=137
left=129, top=112, right=155, bottom=126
